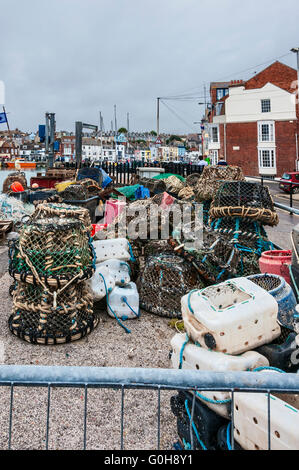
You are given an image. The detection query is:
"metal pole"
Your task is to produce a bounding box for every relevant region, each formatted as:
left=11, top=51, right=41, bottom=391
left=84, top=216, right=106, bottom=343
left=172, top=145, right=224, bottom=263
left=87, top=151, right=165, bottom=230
left=48, top=113, right=55, bottom=168
left=157, top=97, right=160, bottom=136
left=75, top=121, right=83, bottom=169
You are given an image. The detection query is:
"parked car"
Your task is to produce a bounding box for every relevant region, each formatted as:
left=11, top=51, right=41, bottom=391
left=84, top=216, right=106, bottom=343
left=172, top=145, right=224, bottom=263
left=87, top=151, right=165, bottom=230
left=279, top=172, right=299, bottom=193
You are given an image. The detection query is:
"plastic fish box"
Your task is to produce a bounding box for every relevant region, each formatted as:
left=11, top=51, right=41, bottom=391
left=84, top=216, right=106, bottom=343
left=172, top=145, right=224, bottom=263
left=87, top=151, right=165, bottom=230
left=171, top=391, right=227, bottom=450
left=108, top=282, right=139, bottom=320
left=255, top=330, right=299, bottom=372
left=63, top=196, right=99, bottom=224
left=181, top=277, right=280, bottom=355
left=97, top=259, right=131, bottom=286
left=171, top=333, right=269, bottom=418
left=27, top=189, right=56, bottom=203
left=217, top=424, right=243, bottom=451
left=88, top=265, right=115, bottom=301
left=234, top=391, right=299, bottom=450
left=94, top=238, right=131, bottom=263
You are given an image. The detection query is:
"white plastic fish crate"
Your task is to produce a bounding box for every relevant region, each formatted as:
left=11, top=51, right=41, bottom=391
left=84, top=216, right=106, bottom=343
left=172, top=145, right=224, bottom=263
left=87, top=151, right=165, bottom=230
left=182, top=277, right=281, bottom=355
left=234, top=391, right=299, bottom=450
left=108, top=282, right=139, bottom=320
left=94, top=238, right=131, bottom=263
left=171, top=333, right=269, bottom=418
left=88, top=265, right=115, bottom=301
left=97, top=259, right=131, bottom=286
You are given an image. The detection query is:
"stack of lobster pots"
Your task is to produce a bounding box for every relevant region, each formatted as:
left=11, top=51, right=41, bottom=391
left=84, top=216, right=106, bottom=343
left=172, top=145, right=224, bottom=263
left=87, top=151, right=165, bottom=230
left=170, top=275, right=299, bottom=450
left=207, top=180, right=278, bottom=277
left=8, top=202, right=97, bottom=344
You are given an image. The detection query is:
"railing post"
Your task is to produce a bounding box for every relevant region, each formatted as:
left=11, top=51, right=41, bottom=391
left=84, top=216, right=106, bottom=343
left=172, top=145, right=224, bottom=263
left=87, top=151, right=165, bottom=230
left=290, top=183, right=293, bottom=209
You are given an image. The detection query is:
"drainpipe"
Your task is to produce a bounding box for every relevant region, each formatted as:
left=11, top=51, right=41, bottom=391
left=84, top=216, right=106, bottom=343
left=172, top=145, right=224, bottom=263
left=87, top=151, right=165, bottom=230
left=296, top=131, right=298, bottom=171
left=224, top=123, right=227, bottom=160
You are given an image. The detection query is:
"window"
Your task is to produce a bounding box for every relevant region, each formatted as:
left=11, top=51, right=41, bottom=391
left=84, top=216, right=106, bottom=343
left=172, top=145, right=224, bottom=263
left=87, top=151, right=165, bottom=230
left=259, top=149, right=276, bottom=168
left=258, top=122, right=274, bottom=142
left=216, top=88, right=229, bottom=100
left=261, top=99, right=271, bottom=113
left=210, top=125, right=219, bottom=143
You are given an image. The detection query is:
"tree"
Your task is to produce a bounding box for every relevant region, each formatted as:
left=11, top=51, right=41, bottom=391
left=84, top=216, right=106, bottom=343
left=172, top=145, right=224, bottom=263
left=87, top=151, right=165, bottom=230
left=166, top=135, right=183, bottom=145
left=118, top=127, right=128, bottom=134
left=150, top=130, right=157, bottom=136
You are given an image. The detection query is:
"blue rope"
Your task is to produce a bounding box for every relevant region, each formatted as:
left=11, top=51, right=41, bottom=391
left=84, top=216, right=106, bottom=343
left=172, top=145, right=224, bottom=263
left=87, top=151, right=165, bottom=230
left=122, top=297, right=140, bottom=318
left=179, top=334, right=189, bottom=369
left=120, top=261, right=132, bottom=275
left=182, top=438, right=191, bottom=450
left=195, top=391, right=231, bottom=405
left=99, top=273, right=131, bottom=334
left=127, top=241, right=136, bottom=262
left=187, top=290, right=198, bottom=314
left=253, top=366, right=286, bottom=373
left=184, top=400, right=207, bottom=451
left=226, top=422, right=232, bottom=450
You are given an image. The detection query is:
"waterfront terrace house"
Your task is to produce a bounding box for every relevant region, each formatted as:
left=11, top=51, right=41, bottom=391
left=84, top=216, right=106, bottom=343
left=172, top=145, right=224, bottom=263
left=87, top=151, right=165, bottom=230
left=208, top=61, right=299, bottom=177
left=0, top=139, right=19, bottom=159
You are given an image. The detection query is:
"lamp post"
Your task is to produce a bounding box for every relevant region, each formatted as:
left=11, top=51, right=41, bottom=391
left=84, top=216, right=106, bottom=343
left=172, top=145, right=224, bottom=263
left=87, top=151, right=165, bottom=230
left=291, top=47, right=299, bottom=170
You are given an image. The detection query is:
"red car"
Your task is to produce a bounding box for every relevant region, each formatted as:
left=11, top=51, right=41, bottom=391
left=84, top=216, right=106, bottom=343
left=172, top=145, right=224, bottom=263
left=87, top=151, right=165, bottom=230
left=279, top=172, right=299, bottom=193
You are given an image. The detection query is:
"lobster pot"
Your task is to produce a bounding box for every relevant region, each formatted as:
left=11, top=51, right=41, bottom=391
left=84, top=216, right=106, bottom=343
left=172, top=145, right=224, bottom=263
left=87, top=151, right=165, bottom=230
left=209, top=216, right=273, bottom=253
left=182, top=278, right=281, bottom=355
left=143, top=239, right=175, bottom=258
left=169, top=232, right=239, bottom=284
left=164, top=175, right=184, bottom=195
left=9, top=218, right=95, bottom=288
left=171, top=333, right=269, bottom=418
left=210, top=181, right=278, bottom=226
left=170, top=391, right=227, bottom=450
left=33, top=202, right=92, bottom=232
left=234, top=390, right=299, bottom=450
left=185, top=173, right=202, bottom=188
left=195, top=165, right=244, bottom=201
left=88, top=265, right=115, bottom=301
left=138, top=254, right=204, bottom=318
left=138, top=177, right=166, bottom=194
left=247, top=273, right=297, bottom=331
left=94, top=238, right=132, bottom=263
left=209, top=217, right=274, bottom=277
left=97, top=259, right=131, bottom=286
left=177, top=186, right=195, bottom=201
left=107, top=282, right=139, bottom=320
left=9, top=282, right=96, bottom=344
left=3, top=172, right=27, bottom=193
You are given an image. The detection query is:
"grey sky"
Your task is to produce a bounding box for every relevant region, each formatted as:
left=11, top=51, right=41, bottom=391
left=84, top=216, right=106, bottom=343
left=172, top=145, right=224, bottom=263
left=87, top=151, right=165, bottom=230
left=1, top=0, right=299, bottom=134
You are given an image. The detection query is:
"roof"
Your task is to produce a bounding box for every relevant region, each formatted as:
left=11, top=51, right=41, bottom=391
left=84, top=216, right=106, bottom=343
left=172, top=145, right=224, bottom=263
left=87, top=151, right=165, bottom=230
left=245, top=61, right=297, bottom=93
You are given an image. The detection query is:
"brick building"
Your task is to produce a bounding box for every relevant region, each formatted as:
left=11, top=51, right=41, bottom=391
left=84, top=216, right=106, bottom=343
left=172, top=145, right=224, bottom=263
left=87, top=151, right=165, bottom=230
left=207, top=61, right=299, bottom=176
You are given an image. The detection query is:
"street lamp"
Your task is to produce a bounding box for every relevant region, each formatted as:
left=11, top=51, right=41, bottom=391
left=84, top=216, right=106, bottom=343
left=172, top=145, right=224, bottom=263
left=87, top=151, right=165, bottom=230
left=291, top=47, right=299, bottom=88
left=291, top=48, right=299, bottom=170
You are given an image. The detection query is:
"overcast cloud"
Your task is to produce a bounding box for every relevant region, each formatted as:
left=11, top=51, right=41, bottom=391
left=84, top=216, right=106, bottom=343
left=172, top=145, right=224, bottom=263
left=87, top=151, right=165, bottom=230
left=1, top=0, right=299, bottom=134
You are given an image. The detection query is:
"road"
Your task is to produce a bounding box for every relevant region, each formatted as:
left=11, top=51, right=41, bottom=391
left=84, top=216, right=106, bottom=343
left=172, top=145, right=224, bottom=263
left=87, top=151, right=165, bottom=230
left=263, top=180, right=299, bottom=211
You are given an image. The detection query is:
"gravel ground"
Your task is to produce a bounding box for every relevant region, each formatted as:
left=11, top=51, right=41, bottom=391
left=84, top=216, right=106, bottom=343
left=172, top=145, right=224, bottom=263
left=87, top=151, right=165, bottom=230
left=0, top=248, right=178, bottom=450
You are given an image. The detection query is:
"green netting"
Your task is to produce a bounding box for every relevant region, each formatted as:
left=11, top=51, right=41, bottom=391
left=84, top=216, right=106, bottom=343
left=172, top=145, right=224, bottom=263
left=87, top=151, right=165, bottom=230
left=9, top=217, right=95, bottom=286
left=152, top=173, right=185, bottom=182
left=111, top=184, right=141, bottom=200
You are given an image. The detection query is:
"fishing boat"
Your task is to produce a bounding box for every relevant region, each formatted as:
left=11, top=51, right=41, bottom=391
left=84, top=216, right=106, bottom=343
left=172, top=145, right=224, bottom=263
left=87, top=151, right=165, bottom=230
left=6, top=159, right=37, bottom=169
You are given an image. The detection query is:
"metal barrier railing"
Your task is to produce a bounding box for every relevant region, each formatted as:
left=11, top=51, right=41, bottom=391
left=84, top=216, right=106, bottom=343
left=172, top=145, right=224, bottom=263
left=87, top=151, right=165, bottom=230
left=0, top=365, right=299, bottom=450
left=246, top=175, right=299, bottom=214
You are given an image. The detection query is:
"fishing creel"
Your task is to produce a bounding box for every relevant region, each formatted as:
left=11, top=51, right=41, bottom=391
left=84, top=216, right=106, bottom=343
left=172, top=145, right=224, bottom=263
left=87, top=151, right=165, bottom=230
left=9, top=217, right=95, bottom=288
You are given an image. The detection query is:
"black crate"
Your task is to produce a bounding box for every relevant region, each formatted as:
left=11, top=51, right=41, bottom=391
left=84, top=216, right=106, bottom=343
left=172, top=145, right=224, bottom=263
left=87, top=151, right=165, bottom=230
left=62, top=196, right=99, bottom=223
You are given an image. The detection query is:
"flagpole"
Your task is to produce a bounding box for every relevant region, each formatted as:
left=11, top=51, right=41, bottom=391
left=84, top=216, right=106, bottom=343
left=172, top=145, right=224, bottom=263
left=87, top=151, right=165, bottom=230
left=3, top=105, right=17, bottom=160
left=2, top=106, right=10, bottom=132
